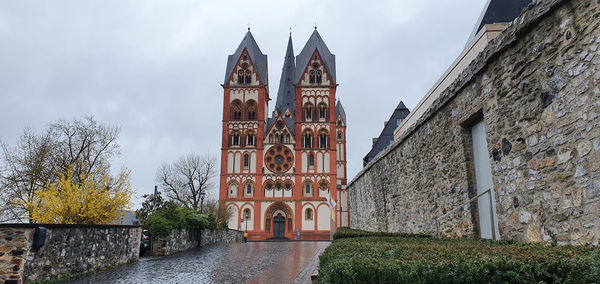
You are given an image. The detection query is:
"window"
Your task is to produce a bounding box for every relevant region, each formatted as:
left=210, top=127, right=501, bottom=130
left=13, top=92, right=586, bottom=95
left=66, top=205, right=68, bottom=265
left=337, top=130, right=343, bottom=140
left=304, top=103, right=313, bottom=120
left=245, top=69, right=252, bottom=84
left=309, top=70, right=316, bottom=84
left=308, top=153, right=315, bottom=167
left=318, top=103, right=327, bottom=120
left=244, top=181, right=254, bottom=196
left=304, top=132, right=313, bottom=148
left=231, top=132, right=241, bottom=146
left=228, top=182, right=238, bottom=197
left=243, top=208, right=251, bottom=220
left=243, top=154, right=249, bottom=170
left=231, top=100, right=242, bottom=120
left=284, top=181, right=292, bottom=191
left=305, top=208, right=313, bottom=220
left=247, top=101, right=257, bottom=120
left=319, top=180, right=328, bottom=191
left=237, top=70, right=244, bottom=84
left=318, top=129, right=328, bottom=148
left=316, top=70, right=322, bottom=84
left=304, top=181, right=313, bottom=196
left=247, top=131, right=256, bottom=146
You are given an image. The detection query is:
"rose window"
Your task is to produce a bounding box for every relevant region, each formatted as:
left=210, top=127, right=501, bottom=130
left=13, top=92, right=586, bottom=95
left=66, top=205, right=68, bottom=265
left=265, top=146, right=293, bottom=173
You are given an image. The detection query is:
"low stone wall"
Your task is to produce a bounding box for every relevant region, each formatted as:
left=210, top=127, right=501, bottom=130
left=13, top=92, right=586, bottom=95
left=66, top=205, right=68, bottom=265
left=151, top=229, right=196, bottom=256
left=201, top=229, right=243, bottom=246
left=152, top=229, right=243, bottom=256
left=0, top=224, right=141, bottom=284
left=348, top=0, right=600, bottom=245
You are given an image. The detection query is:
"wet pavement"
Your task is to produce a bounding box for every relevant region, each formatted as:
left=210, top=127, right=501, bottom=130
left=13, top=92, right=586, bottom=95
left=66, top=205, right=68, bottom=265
left=67, top=241, right=330, bottom=284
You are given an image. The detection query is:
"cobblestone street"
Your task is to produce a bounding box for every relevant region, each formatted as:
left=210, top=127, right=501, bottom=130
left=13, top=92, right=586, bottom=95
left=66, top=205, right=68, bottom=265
left=68, top=241, right=329, bottom=284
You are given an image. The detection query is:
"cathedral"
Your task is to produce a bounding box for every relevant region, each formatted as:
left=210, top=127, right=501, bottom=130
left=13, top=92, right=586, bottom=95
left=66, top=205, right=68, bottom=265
left=219, top=29, right=348, bottom=240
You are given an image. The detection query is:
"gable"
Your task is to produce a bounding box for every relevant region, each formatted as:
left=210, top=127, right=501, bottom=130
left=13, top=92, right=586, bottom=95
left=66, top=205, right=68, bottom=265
left=225, top=49, right=264, bottom=86
left=297, top=50, right=333, bottom=86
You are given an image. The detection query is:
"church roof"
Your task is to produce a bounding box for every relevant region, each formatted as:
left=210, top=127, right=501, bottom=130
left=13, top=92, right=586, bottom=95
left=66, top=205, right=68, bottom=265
left=336, top=100, right=346, bottom=124
left=265, top=117, right=296, bottom=136
left=363, top=100, right=410, bottom=166
left=224, top=31, right=268, bottom=85
left=274, top=35, right=296, bottom=116
left=466, top=0, right=532, bottom=44
left=295, top=29, right=336, bottom=84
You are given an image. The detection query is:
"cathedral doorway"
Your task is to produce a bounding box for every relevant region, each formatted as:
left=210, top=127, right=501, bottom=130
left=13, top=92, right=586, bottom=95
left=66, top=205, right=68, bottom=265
left=264, top=201, right=293, bottom=239
left=273, top=214, right=286, bottom=239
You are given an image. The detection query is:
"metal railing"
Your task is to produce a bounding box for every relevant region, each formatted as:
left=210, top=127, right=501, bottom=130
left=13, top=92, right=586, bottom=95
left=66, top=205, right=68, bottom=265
left=435, top=188, right=497, bottom=240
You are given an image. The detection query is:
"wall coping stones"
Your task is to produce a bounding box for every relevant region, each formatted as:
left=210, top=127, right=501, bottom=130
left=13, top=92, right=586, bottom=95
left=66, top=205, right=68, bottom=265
left=0, top=223, right=141, bottom=229
left=349, top=0, right=567, bottom=188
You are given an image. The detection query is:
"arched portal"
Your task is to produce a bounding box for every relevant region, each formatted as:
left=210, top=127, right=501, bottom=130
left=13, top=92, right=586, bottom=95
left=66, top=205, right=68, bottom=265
left=264, top=202, right=293, bottom=239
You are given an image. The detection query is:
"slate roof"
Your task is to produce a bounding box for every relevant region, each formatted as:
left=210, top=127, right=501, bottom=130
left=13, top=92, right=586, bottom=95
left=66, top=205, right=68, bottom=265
left=295, top=29, right=336, bottom=85
left=466, top=0, right=532, bottom=44
left=274, top=35, right=297, bottom=116
left=224, top=31, right=268, bottom=85
left=265, top=117, right=296, bottom=136
left=336, top=100, right=346, bottom=124
left=363, top=101, right=410, bottom=167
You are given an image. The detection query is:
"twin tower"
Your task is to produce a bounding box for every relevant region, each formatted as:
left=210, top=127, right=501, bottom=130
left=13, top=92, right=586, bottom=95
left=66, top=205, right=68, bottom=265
left=219, top=29, right=348, bottom=240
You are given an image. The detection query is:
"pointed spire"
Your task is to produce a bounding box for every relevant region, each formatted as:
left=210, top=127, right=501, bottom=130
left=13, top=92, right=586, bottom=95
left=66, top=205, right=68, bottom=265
left=274, top=34, right=296, bottom=116
left=223, top=30, right=268, bottom=85
left=396, top=100, right=408, bottom=110
left=295, top=29, right=336, bottom=84
left=336, top=100, right=346, bottom=124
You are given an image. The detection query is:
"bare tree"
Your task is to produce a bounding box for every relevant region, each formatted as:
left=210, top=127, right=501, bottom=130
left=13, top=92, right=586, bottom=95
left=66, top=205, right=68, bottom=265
left=0, top=128, right=55, bottom=222
left=157, top=154, right=217, bottom=211
left=203, top=198, right=234, bottom=229
left=0, top=116, right=123, bottom=223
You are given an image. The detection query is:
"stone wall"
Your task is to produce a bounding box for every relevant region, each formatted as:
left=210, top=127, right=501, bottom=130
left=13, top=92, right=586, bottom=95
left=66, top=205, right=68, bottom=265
left=348, top=0, right=600, bottom=245
left=0, top=224, right=141, bottom=284
left=152, top=229, right=243, bottom=256
left=201, top=229, right=244, bottom=246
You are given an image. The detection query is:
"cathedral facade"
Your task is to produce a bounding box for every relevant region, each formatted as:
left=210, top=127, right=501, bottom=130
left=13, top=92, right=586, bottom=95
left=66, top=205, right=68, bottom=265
left=219, top=29, right=348, bottom=240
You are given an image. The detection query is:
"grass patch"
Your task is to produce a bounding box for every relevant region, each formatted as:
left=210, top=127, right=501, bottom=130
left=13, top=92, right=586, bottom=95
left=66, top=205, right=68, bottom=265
left=318, top=228, right=600, bottom=283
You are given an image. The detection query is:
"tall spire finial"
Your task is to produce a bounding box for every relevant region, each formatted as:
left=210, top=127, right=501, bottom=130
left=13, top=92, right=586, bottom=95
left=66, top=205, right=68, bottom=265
left=313, top=22, right=318, bottom=30
left=289, top=27, right=292, bottom=36
left=247, top=22, right=251, bottom=31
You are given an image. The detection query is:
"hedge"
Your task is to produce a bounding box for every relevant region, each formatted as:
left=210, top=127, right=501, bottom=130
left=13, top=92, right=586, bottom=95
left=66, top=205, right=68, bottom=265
left=145, top=202, right=217, bottom=238
left=319, top=228, right=600, bottom=283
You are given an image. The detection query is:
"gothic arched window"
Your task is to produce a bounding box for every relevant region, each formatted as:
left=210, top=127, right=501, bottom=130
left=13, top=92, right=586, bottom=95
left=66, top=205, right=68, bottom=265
left=303, top=130, right=313, bottom=148
left=318, top=129, right=328, bottom=149
left=337, top=130, right=343, bottom=140
left=243, top=153, right=249, bottom=170
left=318, top=103, right=327, bottom=120
left=228, top=181, right=238, bottom=197
left=246, top=100, right=257, bottom=120
left=246, top=130, right=256, bottom=146
left=237, top=70, right=244, bottom=84
left=316, top=70, right=322, bottom=84
left=304, top=103, right=313, bottom=121
left=244, top=181, right=254, bottom=197
left=305, top=208, right=313, bottom=220
left=304, top=181, right=313, bottom=196
left=231, top=131, right=241, bottom=146
left=245, top=69, right=252, bottom=84
left=231, top=100, right=242, bottom=120
left=308, top=153, right=315, bottom=168
left=309, top=70, right=316, bottom=84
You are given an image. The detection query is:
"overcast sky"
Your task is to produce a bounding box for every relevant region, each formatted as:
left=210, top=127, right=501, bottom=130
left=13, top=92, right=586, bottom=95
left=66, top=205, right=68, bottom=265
left=0, top=1, right=487, bottom=208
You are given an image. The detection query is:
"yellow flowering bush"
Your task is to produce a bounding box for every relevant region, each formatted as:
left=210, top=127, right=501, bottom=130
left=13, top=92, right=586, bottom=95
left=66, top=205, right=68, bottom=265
left=27, top=165, right=133, bottom=224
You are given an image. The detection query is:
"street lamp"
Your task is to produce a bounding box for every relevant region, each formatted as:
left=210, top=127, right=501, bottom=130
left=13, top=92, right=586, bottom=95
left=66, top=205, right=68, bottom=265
left=199, top=191, right=206, bottom=213
left=242, top=210, right=249, bottom=242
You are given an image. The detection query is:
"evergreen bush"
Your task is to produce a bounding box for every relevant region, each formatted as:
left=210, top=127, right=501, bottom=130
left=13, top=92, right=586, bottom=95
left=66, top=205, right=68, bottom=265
left=319, top=229, right=600, bottom=283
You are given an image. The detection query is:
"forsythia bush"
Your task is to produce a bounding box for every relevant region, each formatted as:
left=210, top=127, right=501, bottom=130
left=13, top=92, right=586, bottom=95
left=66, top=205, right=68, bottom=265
left=27, top=165, right=133, bottom=224
left=319, top=228, right=600, bottom=283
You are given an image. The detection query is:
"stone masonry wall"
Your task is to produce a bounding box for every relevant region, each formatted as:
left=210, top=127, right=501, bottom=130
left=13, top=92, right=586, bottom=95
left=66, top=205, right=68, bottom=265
left=201, top=229, right=244, bottom=246
left=0, top=224, right=141, bottom=284
left=152, top=229, right=243, bottom=256
left=348, top=0, right=600, bottom=245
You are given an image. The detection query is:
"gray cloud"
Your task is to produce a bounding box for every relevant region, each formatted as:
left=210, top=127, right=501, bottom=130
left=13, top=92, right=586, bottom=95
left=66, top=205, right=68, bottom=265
left=0, top=0, right=487, bottom=207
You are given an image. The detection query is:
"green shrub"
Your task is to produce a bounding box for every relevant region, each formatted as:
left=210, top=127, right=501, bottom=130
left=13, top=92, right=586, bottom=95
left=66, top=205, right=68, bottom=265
left=184, top=210, right=217, bottom=230
left=145, top=215, right=172, bottom=239
left=333, top=227, right=431, bottom=240
left=319, top=229, right=600, bottom=283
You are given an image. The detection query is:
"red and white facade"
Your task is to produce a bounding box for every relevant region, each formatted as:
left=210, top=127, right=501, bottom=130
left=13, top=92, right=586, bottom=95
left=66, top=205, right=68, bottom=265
left=219, top=30, right=348, bottom=240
